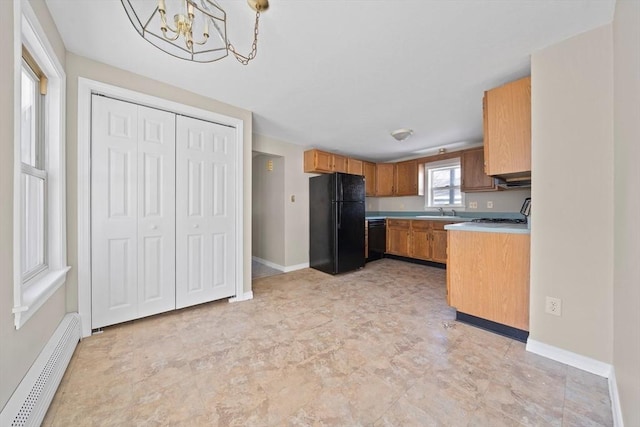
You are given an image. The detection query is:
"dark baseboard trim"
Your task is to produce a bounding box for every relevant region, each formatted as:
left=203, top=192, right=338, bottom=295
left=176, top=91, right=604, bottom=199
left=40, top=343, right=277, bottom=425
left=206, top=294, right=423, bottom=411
left=456, top=311, right=529, bottom=343
left=383, top=254, right=446, bottom=269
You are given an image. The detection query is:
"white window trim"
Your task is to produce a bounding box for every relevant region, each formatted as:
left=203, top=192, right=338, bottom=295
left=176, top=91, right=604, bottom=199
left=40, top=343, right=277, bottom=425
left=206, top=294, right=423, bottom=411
left=423, top=157, right=465, bottom=210
left=13, top=0, right=69, bottom=329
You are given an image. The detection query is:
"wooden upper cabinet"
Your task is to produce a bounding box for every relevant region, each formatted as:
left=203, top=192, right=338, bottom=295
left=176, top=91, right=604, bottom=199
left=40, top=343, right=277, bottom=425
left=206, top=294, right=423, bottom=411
left=461, top=147, right=497, bottom=192
left=376, top=163, right=395, bottom=196
left=304, top=149, right=347, bottom=173
left=332, top=154, right=347, bottom=173
left=347, top=158, right=363, bottom=175
left=304, top=149, right=332, bottom=173
left=483, top=76, right=531, bottom=178
left=394, top=160, right=419, bottom=196
left=363, top=161, right=376, bottom=196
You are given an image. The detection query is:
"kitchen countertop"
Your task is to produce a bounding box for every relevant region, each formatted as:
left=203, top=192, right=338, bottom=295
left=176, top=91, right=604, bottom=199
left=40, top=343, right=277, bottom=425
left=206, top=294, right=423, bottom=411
left=444, top=222, right=530, bottom=235
left=366, top=215, right=469, bottom=222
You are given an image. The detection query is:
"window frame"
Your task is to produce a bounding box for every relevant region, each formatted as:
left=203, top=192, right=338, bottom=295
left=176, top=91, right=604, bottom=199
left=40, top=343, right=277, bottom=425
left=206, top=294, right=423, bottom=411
left=424, top=158, right=465, bottom=209
left=13, top=0, right=70, bottom=329
left=20, top=56, right=48, bottom=282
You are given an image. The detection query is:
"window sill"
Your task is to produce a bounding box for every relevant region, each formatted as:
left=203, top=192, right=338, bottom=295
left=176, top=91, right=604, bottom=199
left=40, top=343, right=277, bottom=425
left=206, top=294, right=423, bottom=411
left=13, top=266, right=71, bottom=329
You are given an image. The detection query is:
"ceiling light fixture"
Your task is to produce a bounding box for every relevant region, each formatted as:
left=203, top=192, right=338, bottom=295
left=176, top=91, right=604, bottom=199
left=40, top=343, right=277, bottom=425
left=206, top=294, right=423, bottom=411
left=121, top=0, right=269, bottom=64
left=390, top=128, right=414, bottom=142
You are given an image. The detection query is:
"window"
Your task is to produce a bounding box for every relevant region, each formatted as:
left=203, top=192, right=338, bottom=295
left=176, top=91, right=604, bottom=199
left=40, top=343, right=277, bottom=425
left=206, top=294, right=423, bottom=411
left=425, top=158, right=464, bottom=208
left=13, top=1, right=69, bottom=329
left=21, top=50, right=47, bottom=282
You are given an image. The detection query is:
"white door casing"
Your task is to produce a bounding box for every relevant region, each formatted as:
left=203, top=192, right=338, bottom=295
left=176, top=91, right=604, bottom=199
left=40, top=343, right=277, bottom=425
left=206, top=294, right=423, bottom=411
left=91, top=95, right=176, bottom=328
left=78, top=78, right=245, bottom=338
left=176, top=115, right=237, bottom=308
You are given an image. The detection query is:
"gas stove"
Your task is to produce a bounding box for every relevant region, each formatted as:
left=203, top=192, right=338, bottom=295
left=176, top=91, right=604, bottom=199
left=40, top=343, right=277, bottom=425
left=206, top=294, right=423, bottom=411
left=471, top=218, right=527, bottom=224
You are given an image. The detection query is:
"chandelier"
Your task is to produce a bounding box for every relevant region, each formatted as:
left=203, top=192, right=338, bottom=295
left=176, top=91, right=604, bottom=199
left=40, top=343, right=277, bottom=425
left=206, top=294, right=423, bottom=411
left=121, top=0, right=269, bottom=63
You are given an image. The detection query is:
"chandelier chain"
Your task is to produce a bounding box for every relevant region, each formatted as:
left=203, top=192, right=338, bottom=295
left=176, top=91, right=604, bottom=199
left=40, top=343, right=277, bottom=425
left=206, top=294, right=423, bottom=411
left=228, top=10, right=260, bottom=65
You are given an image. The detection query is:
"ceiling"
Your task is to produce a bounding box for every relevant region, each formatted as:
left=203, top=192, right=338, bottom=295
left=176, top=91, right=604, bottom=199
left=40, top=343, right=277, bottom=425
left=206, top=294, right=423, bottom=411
left=46, top=0, right=614, bottom=161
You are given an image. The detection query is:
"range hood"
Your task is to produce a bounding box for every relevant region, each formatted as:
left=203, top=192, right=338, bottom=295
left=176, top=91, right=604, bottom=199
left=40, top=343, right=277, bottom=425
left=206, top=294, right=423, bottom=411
left=496, top=177, right=531, bottom=189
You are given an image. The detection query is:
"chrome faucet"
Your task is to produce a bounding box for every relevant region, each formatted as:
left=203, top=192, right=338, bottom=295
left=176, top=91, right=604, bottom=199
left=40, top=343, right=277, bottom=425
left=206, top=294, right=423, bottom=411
left=451, top=209, right=457, bottom=217
left=438, top=207, right=444, bottom=216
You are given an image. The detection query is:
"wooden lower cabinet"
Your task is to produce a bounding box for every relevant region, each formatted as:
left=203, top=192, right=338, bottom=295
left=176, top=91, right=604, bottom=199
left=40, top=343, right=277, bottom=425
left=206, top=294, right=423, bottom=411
left=386, top=220, right=411, bottom=257
left=430, top=223, right=449, bottom=263
left=447, top=230, right=530, bottom=331
left=409, top=221, right=431, bottom=260
left=386, top=219, right=457, bottom=263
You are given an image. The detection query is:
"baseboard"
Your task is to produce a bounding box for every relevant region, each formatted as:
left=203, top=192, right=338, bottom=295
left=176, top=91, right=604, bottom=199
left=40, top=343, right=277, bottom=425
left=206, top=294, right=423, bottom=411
left=526, top=339, right=612, bottom=378
left=282, top=262, right=309, bottom=272
left=252, top=256, right=309, bottom=273
left=608, top=367, right=624, bottom=427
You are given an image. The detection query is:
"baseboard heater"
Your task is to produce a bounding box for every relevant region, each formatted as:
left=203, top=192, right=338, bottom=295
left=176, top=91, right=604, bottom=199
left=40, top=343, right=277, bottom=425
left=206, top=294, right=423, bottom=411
left=0, top=313, right=81, bottom=427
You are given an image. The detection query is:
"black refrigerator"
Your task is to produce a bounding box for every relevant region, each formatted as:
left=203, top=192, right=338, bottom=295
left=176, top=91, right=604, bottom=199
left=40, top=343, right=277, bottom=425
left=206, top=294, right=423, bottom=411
left=309, top=172, right=365, bottom=275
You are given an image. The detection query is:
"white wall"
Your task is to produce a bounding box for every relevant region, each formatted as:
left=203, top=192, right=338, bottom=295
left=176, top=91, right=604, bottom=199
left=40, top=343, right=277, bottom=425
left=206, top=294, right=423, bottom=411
left=369, top=189, right=531, bottom=213
left=0, top=0, right=68, bottom=411
left=530, top=25, right=614, bottom=363
left=252, top=153, right=285, bottom=266
left=253, top=134, right=312, bottom=268
left=613, top=0, right=640, bottom=425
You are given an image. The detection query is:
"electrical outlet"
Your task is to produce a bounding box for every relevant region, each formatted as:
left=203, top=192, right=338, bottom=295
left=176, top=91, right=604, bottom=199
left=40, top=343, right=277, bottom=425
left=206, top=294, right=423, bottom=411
left=545, top=296, right=562, bottom=316
left=469, top=201, right=478, bottom=209
left=487, top=201, right=494, bottom=209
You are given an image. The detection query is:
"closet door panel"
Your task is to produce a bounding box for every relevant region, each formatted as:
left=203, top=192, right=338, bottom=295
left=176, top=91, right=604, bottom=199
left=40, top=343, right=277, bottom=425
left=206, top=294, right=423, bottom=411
left=176, top=116, right=237, bottom=308
left=91, top=95, right=139, bottom=329
left=137, top=106, right=176, bottom=317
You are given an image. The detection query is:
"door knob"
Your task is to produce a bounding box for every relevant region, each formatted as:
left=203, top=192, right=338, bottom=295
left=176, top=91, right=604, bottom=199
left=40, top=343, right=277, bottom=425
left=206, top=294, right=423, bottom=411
left=151, top=225, right=157, bottom=230
left=193, top=224, right=199, bottom=229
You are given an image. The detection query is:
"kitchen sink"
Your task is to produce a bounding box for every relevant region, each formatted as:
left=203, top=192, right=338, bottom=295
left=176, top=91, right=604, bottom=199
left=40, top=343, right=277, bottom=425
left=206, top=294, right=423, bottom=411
left=415, top=215, right=463, bottom=220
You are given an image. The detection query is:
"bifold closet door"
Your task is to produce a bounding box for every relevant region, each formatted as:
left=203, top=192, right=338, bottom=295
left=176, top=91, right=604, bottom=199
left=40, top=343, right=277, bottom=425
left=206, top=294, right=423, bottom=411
left=176, top=115, right=237, bottom=308
left=91, top=95, right=176, bottom=329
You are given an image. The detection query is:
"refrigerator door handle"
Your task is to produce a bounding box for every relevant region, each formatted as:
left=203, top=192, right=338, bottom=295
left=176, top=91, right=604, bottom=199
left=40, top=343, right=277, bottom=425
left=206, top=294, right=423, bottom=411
left=337, top=203, right=342, bottom=230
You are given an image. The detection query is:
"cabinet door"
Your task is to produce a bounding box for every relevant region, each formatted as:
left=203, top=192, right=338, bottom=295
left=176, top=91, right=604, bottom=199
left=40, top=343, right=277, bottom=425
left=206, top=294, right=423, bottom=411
left=176, top=115, right=237, bottom=309
left=386, top=220, right=410, bottom=256
left=462, top=148, right=496, bottom=192
left=430, top=225, right=449, bottom=264
left=376, top=163, right=395, bottom=196
left=394, top=160, right=418, bottom=196
left=347, top=158, right=363, bottom=175
left=363, top=162, right=376, bottom=196
left=484, top=76, right=531, bottom=177
left=448, top=231, right=530, bottom=330
left=304, top=149, right=333, bottom=173
left=410, top=221, right=431, bottom=260
left=332, top=154, right=348, bottom=173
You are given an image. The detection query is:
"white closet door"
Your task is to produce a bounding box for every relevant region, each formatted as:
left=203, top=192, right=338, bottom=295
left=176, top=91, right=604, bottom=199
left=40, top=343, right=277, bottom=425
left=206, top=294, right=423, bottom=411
left=176, top=115, right=237, bottom=308
left=137, top=106, right=176, bottom=318
left=91, top=95, right=176, bottom=328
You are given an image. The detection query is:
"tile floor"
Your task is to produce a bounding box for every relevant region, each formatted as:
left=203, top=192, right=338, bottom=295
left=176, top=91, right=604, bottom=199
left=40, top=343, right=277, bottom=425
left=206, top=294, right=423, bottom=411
left=43, top=259, right=613, bottom=426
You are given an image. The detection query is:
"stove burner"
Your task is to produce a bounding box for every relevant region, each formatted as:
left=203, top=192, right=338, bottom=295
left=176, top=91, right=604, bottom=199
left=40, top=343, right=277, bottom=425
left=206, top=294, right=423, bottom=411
left=471, top=218, right=527, bottom=224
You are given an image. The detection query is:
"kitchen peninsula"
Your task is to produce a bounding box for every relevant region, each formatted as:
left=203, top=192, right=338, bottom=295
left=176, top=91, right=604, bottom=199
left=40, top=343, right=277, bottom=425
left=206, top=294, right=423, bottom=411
left=445, top=222, right=531, bottom=341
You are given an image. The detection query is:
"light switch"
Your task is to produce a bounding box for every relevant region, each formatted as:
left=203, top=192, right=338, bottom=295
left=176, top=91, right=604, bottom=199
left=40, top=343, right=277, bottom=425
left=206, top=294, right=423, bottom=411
left=487, top=201, right=493, bottom=209
left=290, top=195, right=295, bottom=203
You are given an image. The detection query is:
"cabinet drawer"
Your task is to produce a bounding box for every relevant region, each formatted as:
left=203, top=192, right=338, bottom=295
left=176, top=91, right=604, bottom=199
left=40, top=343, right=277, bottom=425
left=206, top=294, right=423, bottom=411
left=410, top=220, right=431, bottom=230
left=387, top=219, right=410, bottom=228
